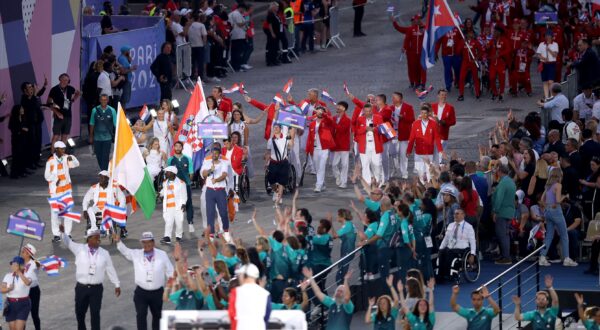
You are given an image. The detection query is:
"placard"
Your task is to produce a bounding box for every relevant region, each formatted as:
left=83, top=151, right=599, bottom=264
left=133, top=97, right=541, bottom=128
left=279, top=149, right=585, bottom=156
left=276, top=110, right=306, bottom=129
left=197, top=123, right=228, bottom=139
left=7, top=215, right=45, bottom=241
left=534, top=11, right=558, bottom=25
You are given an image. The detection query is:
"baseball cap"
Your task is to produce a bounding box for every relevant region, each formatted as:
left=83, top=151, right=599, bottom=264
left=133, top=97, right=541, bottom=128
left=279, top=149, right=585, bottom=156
left=86, top=228, right=101, bottom=238
left=54, top=141, right=67, bottom=149
left=24, top=243, right=37, bottom=257
left=516, top=190, right=525, bottom=204
left=10, top=256, right=25, bottom=265
left=164, top=166, right=178, bottom=175
left=244, top=264, right=260, bottom=279
left=140, top=232, right=154, bottom=241
left=120, top=45, right=132, bottom=53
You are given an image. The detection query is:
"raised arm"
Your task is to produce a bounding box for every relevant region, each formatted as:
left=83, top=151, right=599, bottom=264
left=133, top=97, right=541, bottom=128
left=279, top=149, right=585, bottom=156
left=513, top=295, right=523, bottom=321
left=302, top=267, right=326, bottom=303
left=481, top=286, right=500, bottom=315
left=427, top=278, right=435, bottom=311
left=300, top=280, right=310, bottom=311
left=365, top=297, right=376, bottom=324
left=450, top=285, right=461, bottom=312
left=545, top=275, right=559, bottom=308
left=574, top=293, right=587, bottom=323
left=397, top=280, right=409, bottom=315
left=251, top=209, right=267, bottom=237
left=386, top=275, right=399, bottom=306
left=354, top=184, right=366, bottom=203
left=204, top=227, right=218, bottom=258
left=343, top=270, right=352, bottom=304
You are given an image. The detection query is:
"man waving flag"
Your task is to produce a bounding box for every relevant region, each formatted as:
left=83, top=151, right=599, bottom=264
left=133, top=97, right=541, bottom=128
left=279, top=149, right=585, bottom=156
left=421, top=0, right=460, bottom=69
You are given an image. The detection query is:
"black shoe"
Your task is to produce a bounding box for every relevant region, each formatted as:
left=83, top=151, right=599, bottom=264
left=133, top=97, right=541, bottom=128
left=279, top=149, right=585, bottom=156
left=498, top=95, right=503, bottom=102
left=176, top=237, right=182, bottom=243
left=52, top=236, right=61, bottom=243
left=120, top=228, right=128, bottom=239
left=457, top=95, right=464, bottom=101
left=160, top=237, right=172, bottom=245
left=491, top=95, right=496, bottom=101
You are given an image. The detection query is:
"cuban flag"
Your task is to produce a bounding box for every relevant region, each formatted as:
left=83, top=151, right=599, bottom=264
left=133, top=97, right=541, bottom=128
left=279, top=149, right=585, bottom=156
left=139, top=105, right=150, bottom=123
left=59, top=210, right=82, bottom=223
left=103, top=204, right=127, bottom=227
left=273, top=93, right=285, bottom=106
left=282, top=78, right=293, bottom=93
left=223, top=83, right=240, bottom=94
left=299, top=101, right=310, bottom=115
left=422, top=0, right=460, bottom=69
left=378, top=122, right=398, bottom=139
left=38, top=255, right=68, bottom=276
left=321, top=90, right=336, bottom=104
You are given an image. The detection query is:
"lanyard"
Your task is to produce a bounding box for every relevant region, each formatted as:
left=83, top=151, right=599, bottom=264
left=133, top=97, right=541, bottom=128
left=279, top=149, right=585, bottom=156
left=88, top=248, right=99, bottom=266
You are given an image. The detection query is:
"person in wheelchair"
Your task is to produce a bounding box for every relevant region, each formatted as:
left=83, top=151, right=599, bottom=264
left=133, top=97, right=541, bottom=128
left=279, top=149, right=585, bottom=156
left=265, top=124, right=293, bottom=204
left=82, top=170, right=126, bottom=236
left=436, top=208, right=477, bottom=281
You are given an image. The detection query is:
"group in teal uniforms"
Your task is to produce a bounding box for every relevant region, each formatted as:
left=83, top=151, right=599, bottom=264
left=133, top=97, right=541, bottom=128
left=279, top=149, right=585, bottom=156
left=365, top=275, right=400, bottom=330
left=303, top=268, right=355, bottom=330
left=450, top=285, right=500, bottom=330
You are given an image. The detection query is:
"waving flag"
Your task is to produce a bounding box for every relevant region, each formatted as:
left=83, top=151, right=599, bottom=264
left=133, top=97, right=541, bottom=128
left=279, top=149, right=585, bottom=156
left=422, top=0, right=460, bottom=69
left=282, top=78, right=293, bottom=93
left=38, top=255, right=68, bottom=276
left=239, top=83, right=248, bottom=95
left=48, top=191, right=75, bottom=212
left=59, top=210, right=81, bottom=223
left=415, top=85, right=434, bottom=100
left=299, top=101, right=310, bottom=115
left=101, top=216, right=113, bottom=231
left=273, top=93, right=285, bottom=106
left=321, top=90, right=336, bottom=104
left=343, top=82, right=351, bottom=96
left=139, top=105, right=150, bottom=123
left=103, top=204, right=127, bottom=227
left=378, top=122, right=398, bottom=139
left=48, top=196, right=63, bottom=212
left=223, top=83, right=240, bottom=94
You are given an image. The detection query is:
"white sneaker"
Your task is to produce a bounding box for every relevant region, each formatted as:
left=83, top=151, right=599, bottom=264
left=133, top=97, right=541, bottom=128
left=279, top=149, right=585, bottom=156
left=188, top=224, right=195, bottom=233
left=339, top=184, right=347, bottom=189
left=314, top=187, right=321, bottom=193
left=223, top=232, right=232, bottom=243
left=241, top=64, right=253, bottom=70
left=335, top=177, right=341, bottom=186
left=539, top=256, right=551, bottom=266
left=563, top=258, right=578, bottom=267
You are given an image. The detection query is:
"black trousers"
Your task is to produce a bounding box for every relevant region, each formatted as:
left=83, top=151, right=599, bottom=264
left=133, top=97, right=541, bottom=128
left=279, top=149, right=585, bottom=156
left=30, top=123, right=43, bottom=166
left=353, top=6, right=364, bottom=35
left=29, top=285, right=41, bottom=330
left=266, top=33, right=280, bottom=65
left=10, top=134, right=28, bottom=177
left=75, top=283, right=103, bottom=330
left=134, top=286, right=164, bottom=330
left=230, top=39, right=246, bottom=71
left=159, top=81, right=172, bottom=101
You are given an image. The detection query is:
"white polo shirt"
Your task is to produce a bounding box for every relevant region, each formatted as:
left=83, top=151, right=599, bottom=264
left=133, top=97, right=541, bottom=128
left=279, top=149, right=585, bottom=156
left=201, top=159, right=230, bottom=189
left=2, top=273, right=31, bottom=298
left=116, top=242, right=174, bottom=291
left=97, top=71, right=112, bottom=97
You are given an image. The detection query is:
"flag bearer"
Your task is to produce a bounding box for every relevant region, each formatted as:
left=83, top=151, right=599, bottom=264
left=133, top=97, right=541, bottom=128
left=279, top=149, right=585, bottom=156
left=82, top=171, right=126, bottom=233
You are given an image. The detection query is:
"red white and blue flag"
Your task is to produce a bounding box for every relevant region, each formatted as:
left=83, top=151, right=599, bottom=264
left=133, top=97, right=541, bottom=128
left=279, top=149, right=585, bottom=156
left=103, top=204, right=127, bottom=227
left=378, top=122, right=398, bottom=139
left=415, top=85, right=434, bottom=100
left=239, top=83, right=248, bottom=95
left=421, top=0, right=460, bottom=69
left=321, top=90, right=336, bottom=104
left=59, top=210, right=82, bottom=223
left=139, top=105, right=150, bottom=122
left=38, top=255, right=68, bottom=276
left=223, top=83, right=240, bottom=94
left=273, top=93, right=285, bottom=106
left=282, top=78, right=293, bottom=93
left=299, top=101, right=310, bottom=115
left=48, top=191, right=75, bottom=211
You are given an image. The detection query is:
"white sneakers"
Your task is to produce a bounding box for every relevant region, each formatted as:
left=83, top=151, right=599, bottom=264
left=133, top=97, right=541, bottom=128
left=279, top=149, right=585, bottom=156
left=539, top=256, right=578, bottom=267
left=241, top=64, right=253, bottom=70
left=188, top=224, right=195, bottom=233
left=223, top=232, right=232, bottom=243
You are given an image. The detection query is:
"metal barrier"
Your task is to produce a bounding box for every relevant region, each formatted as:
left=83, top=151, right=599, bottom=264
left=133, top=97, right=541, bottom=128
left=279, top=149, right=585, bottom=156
left=326, top=7, right=346, bottom=49
left=565, top=71, right=579, bottom=107
left=175, top=42, right=194, bottom=91
left=478, top=244, right=546, bottom=330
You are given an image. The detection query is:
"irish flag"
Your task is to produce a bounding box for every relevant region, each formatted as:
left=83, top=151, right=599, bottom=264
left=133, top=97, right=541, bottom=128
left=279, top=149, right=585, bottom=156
left=111, top=103, right=156, bottom=219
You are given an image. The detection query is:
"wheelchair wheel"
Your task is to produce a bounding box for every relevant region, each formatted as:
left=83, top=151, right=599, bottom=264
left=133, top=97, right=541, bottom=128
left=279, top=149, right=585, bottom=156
left=286, top=164, right=296, bottom=193
left=462, top=251, right=480, bottom=283
left=239, top=172, right=250, bottom=203
left=264, top=168, right=273, bottom=195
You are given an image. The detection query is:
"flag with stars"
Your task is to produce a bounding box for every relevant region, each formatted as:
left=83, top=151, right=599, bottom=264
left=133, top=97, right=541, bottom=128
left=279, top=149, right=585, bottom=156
left=421, top=0, right=460, bottom=69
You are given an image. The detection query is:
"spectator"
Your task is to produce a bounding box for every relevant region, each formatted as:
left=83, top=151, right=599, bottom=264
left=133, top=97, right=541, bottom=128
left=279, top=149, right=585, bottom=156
left=82, top=60, right=103, bottom=132
left=492, top=164, right=516, bottom=265
left=364, top=276, right=399, bottom=329
left=536, top=83, right=568, bottom=131
left=206, top=14, right=227, bottom=81
left=572, top=87, right=596, bottom=123
left=8, top=105, right=31, bottom=179
left=117, top=46, right=137, bottom=109
left=265, top=2, right=282, bottom=66
left=100, top=45, right=115, bottom=62
left=561, top=109, right=580, bottom=143
left=300, top=0, right=319, bottom=53
left=535, top=32, right=559, bottom=99
left=565, top=138, right=582, bottom=176
left=547, top=201, right=582, bottom=261
left=151, top=42, right=174, bottom=100
left=542, top=130, right=565, bottom=158
left=187, top=13, right=208, bottom=80
left=47, top=73, right=80, bottom=152
left=580, top=129, right=600, bottom=178
left=97, top=61, right=113, bottom=100
left=171, top=11, right=186, bottom=46
left=353, top=0, right=366, bottom=37
left=20, top=80, right=46, bottom=170
left=100, top=1, right=118, bottom=34
left=579, top=156, right=600, bottom=221
left=459, top=176, right=479, bottom=229
left=107, top=59, right=126, bottom=109
left=513, top=191, right=532, bottom=258
left=241, top=8, right=255, bottom=70
left=569, top=38, right=600, bottom=90
left=229, top=4, right=250, bottom=72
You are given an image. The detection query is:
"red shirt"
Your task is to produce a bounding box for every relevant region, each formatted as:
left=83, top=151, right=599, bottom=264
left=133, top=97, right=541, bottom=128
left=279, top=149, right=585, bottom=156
left=460, top=189, right=480, bottom=217
left=332, top=113, right=352, bottom=151
left=462, top=38, right=484, bottom=63
left=489, top=36, right=512, bottom=65
left=218, top=96, right=233, bottom=117
left=437, top=28, right=464, bottom=56
left=355, top=115, right=384, bottom=154
left=513, top=47, right=534, bottom=72
left=248, top=99, right=276, bottom=140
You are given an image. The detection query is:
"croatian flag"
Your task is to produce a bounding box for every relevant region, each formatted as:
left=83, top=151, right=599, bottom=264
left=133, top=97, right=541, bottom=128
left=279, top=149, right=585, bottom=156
left=343, top=82, right=350, bottom=96
left=239, top=83, right=248, bottom=95
left=273, top=93, right=285, bottom=106
left=378, top=122, right=398, bottom=139
left=39, top=255, right=68, bottom=276
left=223, top=83, right=240, bottom=94
left=282, top=78, right=293, bottom=93
left=321, top=90, right=336, bottom=104
left=103, top=204, right=127, bottom=227
left=139, top=105, right=150, bottom=122
left=299, top=101, right=310, bottom=115
left=415, top=85, right=434, bottom=100
left=421, top=0, right=460, bottom=69
left=59, top=210, right=82, bottom=223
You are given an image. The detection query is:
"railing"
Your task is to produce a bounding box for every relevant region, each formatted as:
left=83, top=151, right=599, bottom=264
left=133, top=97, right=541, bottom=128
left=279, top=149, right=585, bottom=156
left=479, top=244, right=546, bottom=330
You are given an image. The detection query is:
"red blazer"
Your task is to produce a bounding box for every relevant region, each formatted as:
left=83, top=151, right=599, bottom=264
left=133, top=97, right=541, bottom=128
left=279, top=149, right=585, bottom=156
left=376, top=105, right=393, bottom=143
left=393, top=103, right=415, bottom=141
left=332, top=113, right=352, bottom=151
left=219, top=97, right=233, bottom=116
left=355, top=114, right=384, bottom=154
left=222, top=145, right=244, bottom=175
left=431, top=103, right=456, bottom=141
left=248, top=98, right=276, bottom=140
left=407, top=119, right=443, bottom=155
left=306, top=114, right=336, bottom=154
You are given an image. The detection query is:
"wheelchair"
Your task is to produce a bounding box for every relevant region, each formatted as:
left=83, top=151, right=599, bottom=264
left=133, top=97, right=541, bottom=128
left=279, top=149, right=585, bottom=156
left=435, top=248, right=481, bottom=283
left=264, top=161, right=297, bottom=195
left=237, top=161, right=250, bottom=203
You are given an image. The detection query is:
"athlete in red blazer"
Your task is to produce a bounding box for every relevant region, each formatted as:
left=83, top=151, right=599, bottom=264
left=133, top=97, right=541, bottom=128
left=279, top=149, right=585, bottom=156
left=306, top=111, right=336, bottom=154
left=407, top=108, right=443, bottom=156
left=245, top=96, right=277, bottom=140
left=430, top=89, right=457, bottom=141
left=355, top=113, right=384, bottom=154
left=332, top=104, right=352, bottom=152
left=222, top=143, right=245, bottom=175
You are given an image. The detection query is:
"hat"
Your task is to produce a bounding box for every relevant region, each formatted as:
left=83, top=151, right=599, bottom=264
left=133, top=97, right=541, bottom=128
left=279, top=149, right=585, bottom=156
left=180, top=8, right=192, bottom=15
left=120, top=45, right=132, bottom=53
left=516, top=190, right=525, bottom=204
left=140, top=232, right=154, bottom=241
left=440, top=186, right=459, bottom=200
left=244, top=263, right=260, bottom=279
left=98, top=170, right=110, bottom=177
left=10, top=256, right=25, bottom=266
left=23, top=243, right=37, bottom=257
left=86, top=228, right=101, bottom=238
left=164, top=166, right=178, bottom=175
left=54, top=141, right=67, bottom=149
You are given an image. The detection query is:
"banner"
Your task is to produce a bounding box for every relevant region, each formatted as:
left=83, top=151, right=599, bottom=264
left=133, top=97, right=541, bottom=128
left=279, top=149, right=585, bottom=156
left=6, top=215, right=45, bottom=241
left=534, top=11, right=558, bottom=24
left=82, top=16, right=165, bottom=108
left=276, top=110, right=306, bottom=129
left=197, top=123, right=228, bottom=139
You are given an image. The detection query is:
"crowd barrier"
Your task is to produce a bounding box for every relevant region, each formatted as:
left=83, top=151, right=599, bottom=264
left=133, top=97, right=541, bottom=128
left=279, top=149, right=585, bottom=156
left=176, top=42, right=195, bottom=91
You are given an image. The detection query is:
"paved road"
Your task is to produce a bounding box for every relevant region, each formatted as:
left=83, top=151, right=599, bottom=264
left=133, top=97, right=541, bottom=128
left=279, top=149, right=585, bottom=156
left=0, top=0, right=547, bottom=328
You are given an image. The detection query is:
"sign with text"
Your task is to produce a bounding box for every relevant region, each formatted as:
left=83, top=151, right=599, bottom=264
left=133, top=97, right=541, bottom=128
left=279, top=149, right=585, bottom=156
left=7, top=215, right=45, bottom=241
left=276, top=110, right=306, bottom=129
left=534, top=11, right=558, bottom=24
left=197, top=123, right=228, bottom=139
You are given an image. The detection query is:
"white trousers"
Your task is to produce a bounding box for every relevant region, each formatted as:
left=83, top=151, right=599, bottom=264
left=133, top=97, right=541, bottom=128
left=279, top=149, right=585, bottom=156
left=200, top=186, right=223, bottom=231
left=359, top=147, right=383, bottom=185
left=415, top=154, right=434, bottom=183
left=395, top=141, right=409, bottom=178
left=51, top=208, right=73, bottom=236
left=164, top=208, right=184, bottom=239
left=332, top=151, right=349, bottom=187
left=289, top=135, right=301, bottom=178
left=381, top=141, right=391, bottom=181
left=433, top=140, right=447, bottom=165
left=313, top=148, right=329, bottom=189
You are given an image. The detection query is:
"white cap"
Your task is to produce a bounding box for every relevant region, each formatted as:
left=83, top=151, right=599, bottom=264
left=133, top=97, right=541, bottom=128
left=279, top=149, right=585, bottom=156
left=24, top=243, right=37, bottom=257
left=180, top=8, right=192, bottom=15
left=140, top=232, right=154, bottom=241
left=164, top=166, right=178, bottom=175
left=98, top=170, right=110, bottom=177
left=86, top=229, right=101, bottom=238
left=53, top=141, right=67, bottom=149
left=516, top=190, right=525, bottom=204
left=243, top=263, right=260, bottom=279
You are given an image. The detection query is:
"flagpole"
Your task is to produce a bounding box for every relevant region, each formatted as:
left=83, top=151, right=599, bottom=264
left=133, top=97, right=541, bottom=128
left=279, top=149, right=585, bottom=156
left=107, top=103, right=123, bottom=241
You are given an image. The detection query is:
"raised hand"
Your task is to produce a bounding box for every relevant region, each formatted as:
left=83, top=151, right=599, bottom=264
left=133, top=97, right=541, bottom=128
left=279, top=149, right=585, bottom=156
left=368, top=297, right=376, bottom=306
left=544, top=274, right=553, bottom=288
left=452, top=285, right=460, bottom=295
left=427, top=278, right=435, bottom=290
left=512, top=295, right=521, bottom=305
left=386, top=274, right=394, bottom=287
left=344, top=270, right=353, bottom=281
left=574, top=293, right=584, bottom=305
left=396, top=279, right=404, bottom=292
left=302, top=267, right=313, bottom=279
left=480, top=286, right=490, bottom=298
